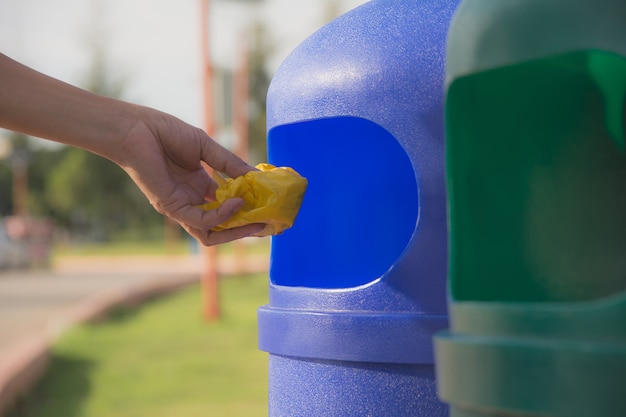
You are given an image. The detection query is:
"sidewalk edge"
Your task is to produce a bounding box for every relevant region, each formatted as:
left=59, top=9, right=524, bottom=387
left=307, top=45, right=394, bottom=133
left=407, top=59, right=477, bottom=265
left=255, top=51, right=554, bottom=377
left=0, top=273, right=199, bottom=417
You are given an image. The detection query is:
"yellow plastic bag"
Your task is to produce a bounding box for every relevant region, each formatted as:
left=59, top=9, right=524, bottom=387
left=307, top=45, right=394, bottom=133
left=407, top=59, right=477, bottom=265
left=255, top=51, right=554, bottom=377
left=199, top=163, right=308, bottom=237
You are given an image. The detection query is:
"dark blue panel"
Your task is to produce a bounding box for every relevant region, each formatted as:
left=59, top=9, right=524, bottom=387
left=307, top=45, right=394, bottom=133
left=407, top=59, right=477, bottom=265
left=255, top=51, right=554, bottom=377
left=268, top=116, right=418, bottom=289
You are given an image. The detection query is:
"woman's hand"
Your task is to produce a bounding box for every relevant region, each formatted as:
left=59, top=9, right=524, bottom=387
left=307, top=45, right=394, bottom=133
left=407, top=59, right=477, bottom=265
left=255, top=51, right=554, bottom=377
left=115, top=108, right=264, bottom=246
left=0, top=53, right=263, bottom=246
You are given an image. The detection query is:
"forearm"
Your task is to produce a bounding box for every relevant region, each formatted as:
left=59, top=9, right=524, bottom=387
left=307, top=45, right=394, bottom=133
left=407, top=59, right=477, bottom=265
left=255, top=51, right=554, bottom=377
left=0, top=55, right=262, bottom=245
left=0, top=53, right=136, bottom=160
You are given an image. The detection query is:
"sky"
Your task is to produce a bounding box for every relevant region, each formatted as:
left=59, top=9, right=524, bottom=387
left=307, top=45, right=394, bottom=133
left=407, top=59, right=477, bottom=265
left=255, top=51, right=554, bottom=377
left=0, top=0, right=369, bottom=145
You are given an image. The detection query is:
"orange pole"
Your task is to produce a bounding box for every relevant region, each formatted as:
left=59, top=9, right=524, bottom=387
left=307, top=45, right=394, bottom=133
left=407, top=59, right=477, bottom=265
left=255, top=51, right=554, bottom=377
left=200, top=0, right=220, bottom=321
left=231, top=34, right=251, bottom=273
left=12, top=158, right=28, bottom=217
left=234, top=34, right=250, bottom=162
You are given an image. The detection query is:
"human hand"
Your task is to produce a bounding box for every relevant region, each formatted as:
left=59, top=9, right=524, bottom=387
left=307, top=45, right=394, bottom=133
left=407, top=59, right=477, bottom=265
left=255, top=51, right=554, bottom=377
left=0, top=54, right=262, bottom=245
left=113, top=106, right=264, bottom=246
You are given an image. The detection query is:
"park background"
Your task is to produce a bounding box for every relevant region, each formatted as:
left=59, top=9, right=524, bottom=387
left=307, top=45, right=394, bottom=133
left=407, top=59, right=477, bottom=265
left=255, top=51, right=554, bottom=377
left=0, top=1, right=365, bottom=416
left=0, top=0, right=366, bottom=246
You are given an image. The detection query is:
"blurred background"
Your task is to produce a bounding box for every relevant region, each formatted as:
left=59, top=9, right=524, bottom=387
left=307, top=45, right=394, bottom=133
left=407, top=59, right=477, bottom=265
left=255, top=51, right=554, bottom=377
left=0, top=2, right=369, bottom=416
left=0, top=0, right=368, bottom=264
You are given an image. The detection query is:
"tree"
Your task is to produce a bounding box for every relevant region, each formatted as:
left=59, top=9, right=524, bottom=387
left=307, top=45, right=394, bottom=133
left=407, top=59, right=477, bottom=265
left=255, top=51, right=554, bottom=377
left=247, top=22, right=273, bottom=164
left=36, top=1, right=163, bottom=241
left=0, top=132, right=31, bottom=216
left=0, top=158, right=11, bottom=215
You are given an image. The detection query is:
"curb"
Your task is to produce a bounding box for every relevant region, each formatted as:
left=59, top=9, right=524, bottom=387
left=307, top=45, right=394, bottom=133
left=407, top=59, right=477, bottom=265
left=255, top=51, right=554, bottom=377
left=0, top=335, right=50, bottom=417
left=0, top=273, right=200, bottom=417
left=0, top=253, right=269, bottom=416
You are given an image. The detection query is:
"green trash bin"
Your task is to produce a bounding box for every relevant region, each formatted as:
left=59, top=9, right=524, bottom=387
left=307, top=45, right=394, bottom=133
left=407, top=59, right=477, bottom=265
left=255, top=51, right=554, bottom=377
left=435, top=0, right=626, bottom=415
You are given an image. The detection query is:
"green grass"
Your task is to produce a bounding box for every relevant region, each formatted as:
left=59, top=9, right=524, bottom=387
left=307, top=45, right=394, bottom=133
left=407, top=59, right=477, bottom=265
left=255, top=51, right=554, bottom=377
left=51, top=238, right=271, bottom=257
left=8, top=275, right=269, bottom=417
left=51, top=240, right=191, bottom=257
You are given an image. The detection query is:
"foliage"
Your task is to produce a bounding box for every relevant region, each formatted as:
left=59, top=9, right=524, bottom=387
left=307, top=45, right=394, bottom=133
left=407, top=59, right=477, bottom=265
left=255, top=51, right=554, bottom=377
left=0, top=140, right=164, bottom=242
left=0, top=14, right=167, bottom=241
left=50, top=236, right=269, bottom=258
left=43, top=146, right=161, bottom=241
left=247, top=22, right=273, bottom=165
left=7, top=276, right=269, bottom=417
left=0, top=13, right=273, bottom=242
left=0, top=142, right=15, bottom=215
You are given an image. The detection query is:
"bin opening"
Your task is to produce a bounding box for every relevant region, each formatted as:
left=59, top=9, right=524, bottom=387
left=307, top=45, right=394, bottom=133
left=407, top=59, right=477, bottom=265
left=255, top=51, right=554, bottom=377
left=268, top=116, right=418, bottom=289
left=447, top=50, right=626, bottom=303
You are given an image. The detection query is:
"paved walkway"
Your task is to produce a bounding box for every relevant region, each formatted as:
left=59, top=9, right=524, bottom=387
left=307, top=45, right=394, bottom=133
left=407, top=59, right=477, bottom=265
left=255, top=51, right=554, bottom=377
left=0, top=252, right=269, bottom=416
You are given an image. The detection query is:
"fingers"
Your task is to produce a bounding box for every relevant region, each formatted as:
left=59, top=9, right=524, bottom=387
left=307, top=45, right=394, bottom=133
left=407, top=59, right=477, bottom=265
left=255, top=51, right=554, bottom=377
left=152, top=126, right=262, bottom=245
left=166, top=197, right=265, bottom=246
left=185, top=223, right=265, bottom=246
left=203, top=175, right=219, bottom=202
left=168, top=197, right=242, bottom=230
left=201, top=137, right=256, bottom=179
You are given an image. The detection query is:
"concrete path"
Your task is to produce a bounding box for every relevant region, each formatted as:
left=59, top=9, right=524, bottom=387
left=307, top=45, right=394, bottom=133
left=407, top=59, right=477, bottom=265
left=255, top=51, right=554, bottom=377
left=0, top=252, right=269, bottom=416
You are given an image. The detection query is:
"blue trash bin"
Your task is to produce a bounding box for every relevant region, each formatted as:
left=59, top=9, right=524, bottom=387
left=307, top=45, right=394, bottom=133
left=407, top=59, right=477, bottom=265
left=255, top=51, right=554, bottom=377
left=257, top=1, right=458, bottom=415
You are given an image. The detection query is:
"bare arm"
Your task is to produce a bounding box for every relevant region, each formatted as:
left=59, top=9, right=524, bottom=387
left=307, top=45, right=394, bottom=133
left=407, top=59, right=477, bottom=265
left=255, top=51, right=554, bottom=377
left=0, top=53, right=263, bottom=245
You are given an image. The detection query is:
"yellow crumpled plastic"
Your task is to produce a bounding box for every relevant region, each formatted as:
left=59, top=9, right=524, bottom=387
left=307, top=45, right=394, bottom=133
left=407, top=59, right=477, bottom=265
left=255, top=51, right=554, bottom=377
left=199, top=163, right=308, bottom=237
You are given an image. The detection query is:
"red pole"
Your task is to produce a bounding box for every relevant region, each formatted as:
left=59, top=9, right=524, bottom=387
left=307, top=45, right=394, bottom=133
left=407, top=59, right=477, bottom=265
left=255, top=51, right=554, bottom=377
left=231, top=34, right=251, bottom=272
left=11, top=157, right=28, bottom=217
left=234, top=34, right=249, bottom=162
left=200, top=0, right=220, bottom=321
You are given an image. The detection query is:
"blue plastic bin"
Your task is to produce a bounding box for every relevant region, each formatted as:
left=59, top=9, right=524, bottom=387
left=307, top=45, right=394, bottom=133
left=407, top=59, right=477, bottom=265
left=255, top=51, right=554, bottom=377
left=258, top=1, right=459, bottom=415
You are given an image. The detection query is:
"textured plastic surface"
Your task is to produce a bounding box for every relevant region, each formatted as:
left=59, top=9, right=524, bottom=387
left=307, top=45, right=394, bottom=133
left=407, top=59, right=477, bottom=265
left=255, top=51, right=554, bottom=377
left=258, top=0, right=458, bottom=415
left=436, top=0, right=626, bottom=416
left=268, top=356, right=443, bottom=417
left=436, top=297, right=626, bottom=417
